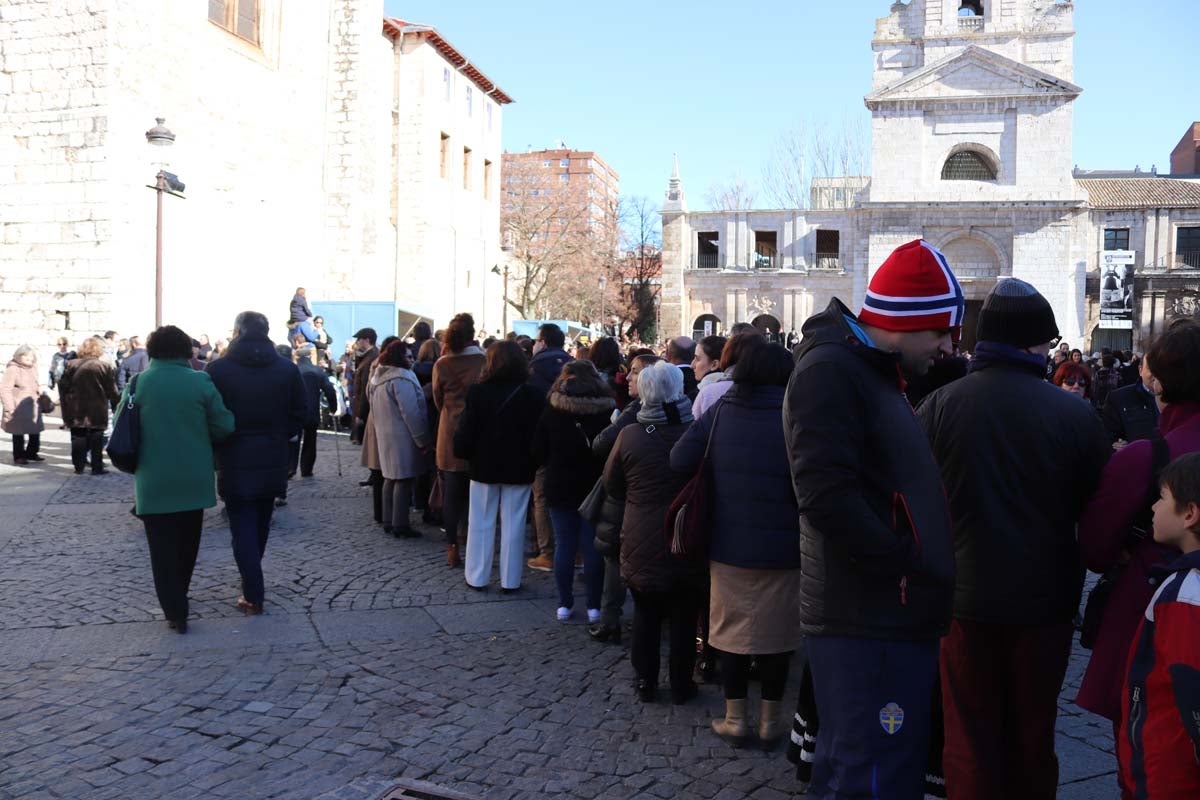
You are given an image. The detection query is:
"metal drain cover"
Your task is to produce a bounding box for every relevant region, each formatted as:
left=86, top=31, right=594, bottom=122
left=377, top=779, right=478, bottom=800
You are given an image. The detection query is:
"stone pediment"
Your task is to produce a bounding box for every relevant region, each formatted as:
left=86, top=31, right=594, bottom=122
left=866, top=46, right=1082, bottom=108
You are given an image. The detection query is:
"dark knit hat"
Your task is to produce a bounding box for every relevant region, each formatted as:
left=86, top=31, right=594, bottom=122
left=976, top=278, right=1059, bottom=348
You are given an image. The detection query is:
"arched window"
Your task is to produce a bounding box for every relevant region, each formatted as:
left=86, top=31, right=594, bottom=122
left=942, top=150, right=997, bottom=181
left=958, top=0, right=983, bottom=16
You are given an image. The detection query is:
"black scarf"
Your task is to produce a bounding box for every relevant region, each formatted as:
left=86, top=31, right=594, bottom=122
left=968, top=341, right=1049, bottom=378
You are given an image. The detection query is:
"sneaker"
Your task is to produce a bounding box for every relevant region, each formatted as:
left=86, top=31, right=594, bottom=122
left=527, top=553, right=554, bottom=572
left=587, top=608, right=602, bottom=625
left=274, top=497, right=287, bottom=508
left=556, top=607, right=572, bottom=622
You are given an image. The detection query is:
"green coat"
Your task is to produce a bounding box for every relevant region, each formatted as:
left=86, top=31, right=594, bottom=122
left=113, top=359, right=235, bottom=515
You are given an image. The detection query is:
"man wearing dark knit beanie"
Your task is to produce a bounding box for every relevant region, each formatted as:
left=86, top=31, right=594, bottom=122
left=785, top=240, right=961, bottom=798
left=916, top=278, right=1110, bottom=799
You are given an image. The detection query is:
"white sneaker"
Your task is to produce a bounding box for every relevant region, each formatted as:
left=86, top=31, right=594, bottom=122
left=556, top=607, right=572, bottom=622
left=587, top=608, right=602, bottom=625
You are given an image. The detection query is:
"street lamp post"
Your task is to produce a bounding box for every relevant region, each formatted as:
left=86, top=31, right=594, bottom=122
left=598, top=275, right=608, bottom=337
left=144, top=118, right=184, bottom=328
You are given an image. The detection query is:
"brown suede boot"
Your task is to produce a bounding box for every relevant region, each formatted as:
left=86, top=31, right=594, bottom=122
left=446, top=543, right=461, bottom=568
left=758, top=699, right=786, bottom=751
left=711, top=698, right=748, bottom=747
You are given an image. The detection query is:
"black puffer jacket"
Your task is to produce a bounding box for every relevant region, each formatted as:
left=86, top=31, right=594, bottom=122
left=205, top=333, right=306, bottom=502
left=604, top=421, right=701, bottom=593
left=453, top=379, right=544, bottom=485
left=917, top=359, right=1110, bottom=625
left=533, top=392, right=615, bottom=507
left=671, top=385, right=800, bottom=570
left=784, top=299, right=954, bottom=642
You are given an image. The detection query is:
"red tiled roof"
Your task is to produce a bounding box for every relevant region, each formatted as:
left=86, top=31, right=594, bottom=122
left=383, top=18, right=513, bottom=104
left=1076, top=178, right=1200, bottom=209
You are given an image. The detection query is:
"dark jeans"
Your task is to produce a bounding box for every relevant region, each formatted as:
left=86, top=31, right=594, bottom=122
left=12, top=434, right=40, bottom=459
left=549, top=506, right=603, bottom=610
left=287, top=425, right=319, bottom=477
left=807, top=636, right=938, bottom=800
left=600, top=554, right=625, bottom=627
left=941, top=619, right=1074, bottom=800
left=441, top=470, right=470, bottom=545
left=142, top=509, right=204, bottom=623
left=226, top=498, right=274, bottom=605
left=382, top=477, right=414, bottom=532
left=69, top=426, right=105, bottom=472
left=629, top=587, right=700, bottom=692
left=719, top=651, right=792, bottom=701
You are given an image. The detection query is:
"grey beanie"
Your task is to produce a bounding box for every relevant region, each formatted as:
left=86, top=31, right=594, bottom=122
left=976, top=278, right=1059, bottom=349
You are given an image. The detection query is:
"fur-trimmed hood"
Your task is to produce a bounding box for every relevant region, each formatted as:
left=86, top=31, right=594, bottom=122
left=548, top=392, right=615, bottom=416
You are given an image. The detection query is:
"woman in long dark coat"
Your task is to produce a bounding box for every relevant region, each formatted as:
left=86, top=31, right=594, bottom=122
left=58, top=336, right=119, bottom=474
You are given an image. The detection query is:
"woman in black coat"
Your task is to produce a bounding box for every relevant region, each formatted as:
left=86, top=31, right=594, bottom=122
left=671, top=342, right=802, bottom=748
left=57, top=336, right=119, bottom=474
left=604, top=361, right=702, bottom=704
left=533, top=360, right=616, bottom=623
left=454, top=341, right=545, bottom=591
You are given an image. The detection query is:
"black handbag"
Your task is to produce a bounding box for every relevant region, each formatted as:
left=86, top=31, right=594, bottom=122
left=105, top=374, right=141, bottom=474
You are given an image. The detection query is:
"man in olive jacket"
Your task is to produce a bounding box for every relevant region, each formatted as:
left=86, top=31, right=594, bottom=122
left=205, top=311, right=306, bottom=614
left=784, top=240, right=961, bottom=799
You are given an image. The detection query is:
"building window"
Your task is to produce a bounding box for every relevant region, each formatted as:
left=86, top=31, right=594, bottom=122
left=815, top=230, right=841, bottom=270
left=443, top=68, right=451, bottom=101
left=942, top=150, right=997, bottom=181
left=440, top=133, right=449, bottom=179
left=1104, top=229, right=1130, bottom=251
left=208, top=0, right=259, bottom=45
left=463, top=147, right=472, bottom=190
left=958, top=0, right=983, bottom=15
left=560, top=159, right=569, bottom=167
left=696, top=232, right=719, bottom=270
left=483, top=159, right=492, bottom=200
left=466, top=86, right=473, bottom=116
left=542, top=159, right=552, bottom=167
left=1178, top=227, right=1200, bottom=268
left=559, top=174, right=569, bottom=183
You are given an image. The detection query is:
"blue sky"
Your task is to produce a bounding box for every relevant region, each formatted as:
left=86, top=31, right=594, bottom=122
left=383, top=0, right=1189, bottom=210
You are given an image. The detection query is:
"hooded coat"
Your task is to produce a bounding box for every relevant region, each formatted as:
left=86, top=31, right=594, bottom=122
left=205, top=333, right=306, bottom=502
left=1, top=358, right=44, bottom=436
left=432, top=345, right=485, bottom=472
left=58, top=357, right=119, bottom=429
left=533, top=389, right=616, bottom=508
left=784, top=299, right=955, bottom=642
left=368, top=365, right=431, bottom=481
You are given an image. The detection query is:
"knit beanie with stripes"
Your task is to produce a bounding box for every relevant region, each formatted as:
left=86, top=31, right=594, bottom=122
left=859, top=240, right=965, bottom=337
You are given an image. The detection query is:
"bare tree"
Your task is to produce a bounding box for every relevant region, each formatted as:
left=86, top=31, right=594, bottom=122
left=614, top=196, right=661, bottom=340
left=500, top=156, right=593, bottom=321
left=761, top=114, right=871, bottom=209
left=704, top=174, right=757, bottom=211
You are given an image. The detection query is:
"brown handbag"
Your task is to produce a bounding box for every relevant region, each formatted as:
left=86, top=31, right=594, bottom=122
left=664, top=403, right=724, bottom=562
left=37, top=394, right=56, bottom=414
left=427, top=471, right=444, bottom=516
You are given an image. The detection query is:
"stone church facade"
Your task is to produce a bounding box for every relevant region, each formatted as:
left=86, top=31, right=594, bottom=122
left=660, top=0, right=1200, bottom=352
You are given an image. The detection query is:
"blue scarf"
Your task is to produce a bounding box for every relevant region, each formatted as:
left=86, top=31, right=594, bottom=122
left=968, top=341, right=1048, bottom=378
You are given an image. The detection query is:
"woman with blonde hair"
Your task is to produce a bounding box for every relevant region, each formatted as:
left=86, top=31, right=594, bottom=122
left=58, top=336, right=119, bottom=474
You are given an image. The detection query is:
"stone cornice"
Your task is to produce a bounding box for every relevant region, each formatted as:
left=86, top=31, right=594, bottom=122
left=859, top=200, right=1087, bottom=212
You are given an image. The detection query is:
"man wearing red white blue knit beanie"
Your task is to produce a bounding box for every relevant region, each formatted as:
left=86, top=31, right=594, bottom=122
left=782, top=239, right=962, bottom=799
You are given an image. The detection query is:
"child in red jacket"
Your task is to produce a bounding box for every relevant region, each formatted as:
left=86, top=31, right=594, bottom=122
left=1119, top=452, right=1200, bottom=798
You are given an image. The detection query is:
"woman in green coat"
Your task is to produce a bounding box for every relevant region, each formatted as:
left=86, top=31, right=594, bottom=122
left=113, top=326, right=235, bottom=633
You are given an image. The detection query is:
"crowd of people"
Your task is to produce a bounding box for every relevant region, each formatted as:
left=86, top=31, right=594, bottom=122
left=4, top=239, right=1200, bottom=798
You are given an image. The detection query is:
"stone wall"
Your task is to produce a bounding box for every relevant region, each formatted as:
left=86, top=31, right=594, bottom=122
left=0, top=0, right=112, bottom=363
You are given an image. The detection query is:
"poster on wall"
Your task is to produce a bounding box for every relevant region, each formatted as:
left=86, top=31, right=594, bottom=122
left=1099, top=250, right=1135, bottom=330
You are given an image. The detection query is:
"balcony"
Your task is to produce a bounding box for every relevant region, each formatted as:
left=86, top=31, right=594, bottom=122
left=958, top=16, right=984, bottom=31
left=753, top=251, right=779, bottom=271
left=695, top=252, right=720, bottom=270
left=1176, top=251, right=1200, bottom=269
left=813, top=252, right=841, bottom=271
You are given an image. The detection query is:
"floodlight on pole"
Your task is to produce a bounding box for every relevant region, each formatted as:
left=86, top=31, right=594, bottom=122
left=143, top=118, right=184, bottom=328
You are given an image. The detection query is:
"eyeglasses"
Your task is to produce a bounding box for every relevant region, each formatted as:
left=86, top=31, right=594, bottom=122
left=1063, top=378, right=1088, bottom=387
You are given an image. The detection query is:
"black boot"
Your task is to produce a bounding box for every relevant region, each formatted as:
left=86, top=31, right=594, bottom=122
left=70, top=431, right=87, bottom=474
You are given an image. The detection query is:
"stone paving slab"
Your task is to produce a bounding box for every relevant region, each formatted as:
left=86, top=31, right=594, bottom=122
left=0, top=425, right=1124, bottom=799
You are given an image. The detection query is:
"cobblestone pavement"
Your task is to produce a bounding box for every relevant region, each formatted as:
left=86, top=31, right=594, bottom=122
left=1, top=423, right=1118, bottom=799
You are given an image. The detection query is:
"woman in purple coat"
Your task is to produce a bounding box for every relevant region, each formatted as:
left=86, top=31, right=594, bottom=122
left=1077, top=320, right=1200, bottom=800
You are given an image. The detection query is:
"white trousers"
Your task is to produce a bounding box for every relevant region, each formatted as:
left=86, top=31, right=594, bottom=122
left=465, top=481, right=532, bottom=590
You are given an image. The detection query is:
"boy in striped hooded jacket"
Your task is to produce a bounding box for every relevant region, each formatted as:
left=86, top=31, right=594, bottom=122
left=1119, top=451, right=1200, bottom=798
